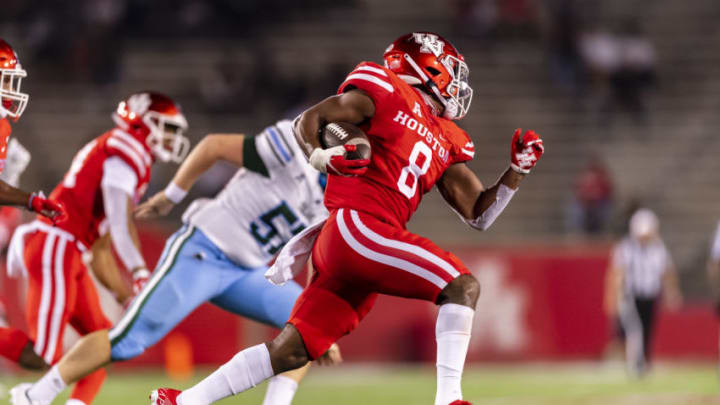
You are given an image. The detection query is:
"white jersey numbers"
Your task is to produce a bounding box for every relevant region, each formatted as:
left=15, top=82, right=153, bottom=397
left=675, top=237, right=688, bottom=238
left=397, top=141, right=432, bottom=199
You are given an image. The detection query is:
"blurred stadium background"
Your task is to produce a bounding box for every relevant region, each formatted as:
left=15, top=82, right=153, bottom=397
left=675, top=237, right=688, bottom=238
left=1, top=0, right=720, bottom=403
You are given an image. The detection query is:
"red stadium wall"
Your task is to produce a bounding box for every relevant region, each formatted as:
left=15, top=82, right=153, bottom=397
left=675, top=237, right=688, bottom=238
left=3, top=225, right=717, bottom=367
left=339, top=247, right=717, bottom=363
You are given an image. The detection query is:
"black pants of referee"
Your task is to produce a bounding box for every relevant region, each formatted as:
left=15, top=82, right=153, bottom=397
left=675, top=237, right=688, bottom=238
left=618, top=296, right=658, bottom=376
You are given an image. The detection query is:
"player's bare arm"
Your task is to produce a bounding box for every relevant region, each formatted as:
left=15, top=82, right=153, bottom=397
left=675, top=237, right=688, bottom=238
left=0, top=179, right=32, bottom=207
left=0, top=179, right=65, bottom=221
left=295, top=89, right=375, bottom=157
left=294, top=90, right=373, bottom=176
left=438, top=163, right=523, bottom=230
left=135, top=133, right=245, bottom=219
left=438, top=128, right=543, bottom=231
left=86, top=233, right=133, bottom=304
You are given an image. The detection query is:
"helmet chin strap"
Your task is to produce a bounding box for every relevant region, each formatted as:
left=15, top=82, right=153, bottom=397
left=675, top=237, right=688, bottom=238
left=411, top=87, right=441, bottom=116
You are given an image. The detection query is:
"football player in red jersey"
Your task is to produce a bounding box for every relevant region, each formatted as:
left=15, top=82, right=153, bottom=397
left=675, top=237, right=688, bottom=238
left=0, top=38, right=66, bottom=372
left=0, top=39, right=64, bottom=217
left=150, top=32, right=544, bottom=405
left=9, top=92, right=190, bottom=405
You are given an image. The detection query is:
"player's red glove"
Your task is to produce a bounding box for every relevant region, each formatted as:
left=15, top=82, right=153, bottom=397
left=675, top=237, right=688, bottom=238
left=510, top=128, right=544, bottom=174
left=132, top=268, right=151, bottom=295
left=310, top=145, right=370, bottom=177
left=28, top=192, right=67, bottom=225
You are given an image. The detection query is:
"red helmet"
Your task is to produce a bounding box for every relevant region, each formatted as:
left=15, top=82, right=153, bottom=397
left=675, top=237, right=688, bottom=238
left=384, top=32, right=472, bottom=120
left=0, top=39, right=29, bottom=121
left=112, top=92, right=190, bottom=163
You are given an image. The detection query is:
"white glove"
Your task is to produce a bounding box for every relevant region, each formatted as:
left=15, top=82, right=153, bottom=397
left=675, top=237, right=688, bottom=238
left=308, top=145, right=369, bottom=176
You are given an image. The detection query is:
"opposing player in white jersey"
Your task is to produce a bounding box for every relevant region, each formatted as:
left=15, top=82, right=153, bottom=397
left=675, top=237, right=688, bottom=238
left=15, top=119, right=339, bottom=405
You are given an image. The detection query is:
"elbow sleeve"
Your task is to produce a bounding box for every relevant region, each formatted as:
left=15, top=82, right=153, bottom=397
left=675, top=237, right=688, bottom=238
left=464, top=184, right=517, bottom=231
left=102, top=184, right=146, bottom=270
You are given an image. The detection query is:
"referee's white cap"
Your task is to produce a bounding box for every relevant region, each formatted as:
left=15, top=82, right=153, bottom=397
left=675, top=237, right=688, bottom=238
left=630, top=208, right=659, bottom=239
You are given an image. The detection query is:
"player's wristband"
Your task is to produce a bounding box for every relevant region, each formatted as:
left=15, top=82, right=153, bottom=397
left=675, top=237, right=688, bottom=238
left=164, top=182, right=187, bottom=204
left=309, top=148, right=330, bottom=174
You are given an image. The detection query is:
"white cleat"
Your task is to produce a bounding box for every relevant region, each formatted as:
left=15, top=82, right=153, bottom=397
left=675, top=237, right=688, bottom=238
left=9, top=383, right=48, bottom=405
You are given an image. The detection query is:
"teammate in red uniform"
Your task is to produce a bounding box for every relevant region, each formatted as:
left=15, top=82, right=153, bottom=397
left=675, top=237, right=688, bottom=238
left=0, top=38, right=65, bottom=372
left=150, top=32, right=544, bottom=405
left=9, top=92, right=190, bottom=405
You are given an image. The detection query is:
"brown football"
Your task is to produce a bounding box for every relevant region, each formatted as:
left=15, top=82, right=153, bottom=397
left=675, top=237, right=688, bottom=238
left=320, top=122, right=371, bottom=161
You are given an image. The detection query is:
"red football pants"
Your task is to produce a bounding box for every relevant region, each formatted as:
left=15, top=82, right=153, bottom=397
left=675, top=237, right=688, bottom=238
left=24, top=228, right=111, bottom=404
left=289, top=208, right=470, bottom=359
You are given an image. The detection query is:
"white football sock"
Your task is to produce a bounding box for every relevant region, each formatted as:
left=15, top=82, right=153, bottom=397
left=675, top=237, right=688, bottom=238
left=28, top=365, right=67, bottom=402
left=262, top=375, right=299, bottom=405
left=434, top=303, right=474, bottom=405
left=66, top=399, right=87, bottom=405
left=178, top=344, right=274, bottom=405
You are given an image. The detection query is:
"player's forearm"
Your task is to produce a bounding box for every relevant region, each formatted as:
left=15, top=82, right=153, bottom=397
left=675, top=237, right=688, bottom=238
left=460, top=168, right=523, bottom=231
left=472, top=168, right=524, bottom=218
left=296, top=106, right=326, bottom=158
left=296, top=91, right=376, bottom=158
left=170, top=135, right=227, bottom=192
left=0, top=179, right=32, bottom=208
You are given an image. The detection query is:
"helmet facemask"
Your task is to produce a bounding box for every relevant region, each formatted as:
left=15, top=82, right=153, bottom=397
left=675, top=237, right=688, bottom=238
left=439, top=54, right=472, bottom=120
left=0, top=65, right=28, bottom=120
left=143, top=111, right=190, bottom=163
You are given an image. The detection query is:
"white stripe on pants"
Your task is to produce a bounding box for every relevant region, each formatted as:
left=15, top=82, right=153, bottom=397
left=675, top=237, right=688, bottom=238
left=33, top=233, right=57, bottom=360
left=44, top=237, right=68, bottom=364
left=32, top=234, right=69, bottom=364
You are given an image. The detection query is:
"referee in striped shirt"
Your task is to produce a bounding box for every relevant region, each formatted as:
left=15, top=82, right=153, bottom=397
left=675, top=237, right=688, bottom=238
left=708, top=221, right=720, bottom=312
left=708, top=221, right=720, bottom=372
left=604, top=209, right=683, bottom=377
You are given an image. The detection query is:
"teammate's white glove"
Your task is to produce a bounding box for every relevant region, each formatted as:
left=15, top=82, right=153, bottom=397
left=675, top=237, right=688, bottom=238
left=309, top=145, right=369, bottom=176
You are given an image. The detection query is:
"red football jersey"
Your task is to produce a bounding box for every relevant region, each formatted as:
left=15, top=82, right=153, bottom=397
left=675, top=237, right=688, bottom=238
left=0, top=118, right=11, bottom=173
left=324, top=62, right=475, bottom=228
left=41, top=128, right=153, bottom=246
